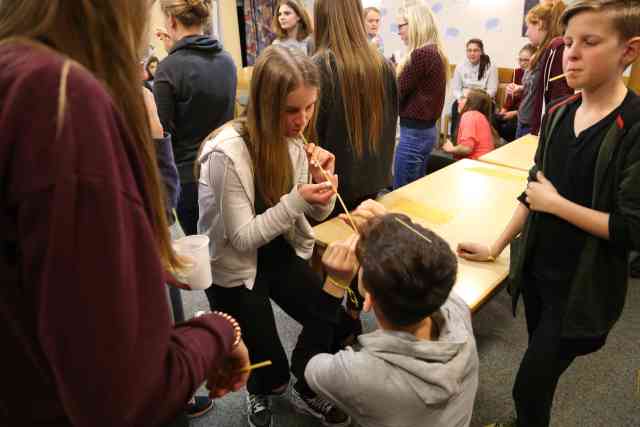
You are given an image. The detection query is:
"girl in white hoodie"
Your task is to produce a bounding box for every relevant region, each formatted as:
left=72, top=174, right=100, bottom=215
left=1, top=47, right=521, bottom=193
left=197, top=46, right=350, bottom=427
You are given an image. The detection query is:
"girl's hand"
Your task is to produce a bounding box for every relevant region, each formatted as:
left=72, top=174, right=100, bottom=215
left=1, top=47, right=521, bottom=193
left=506, top=83, right=523, bottom=96
left=298, top=178, right=337, bottom=205
left=322, top=234, right=360, bottom=284
left=457, top=242, right=494, bottom=262
left=502, top=110, right=518, bottom=120
left=206, top=339, right=250, bottom=399
left=142, top=87, right=164, bottom=139
left=442, top=141, right=455, bottom=153
left=525, top=171, right=561, bottom=214
left=305, top=143, right=336, bottom=183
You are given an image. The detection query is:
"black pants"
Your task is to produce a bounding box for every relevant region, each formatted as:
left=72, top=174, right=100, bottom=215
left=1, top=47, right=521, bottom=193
left=177, top=181, right=199, bottom=236
left=168, top=285, right=185, bottom=323
left=162, top=413, right=188, bottom=427
left=514, top=274, right=607, bottom=427
left=205, top=236, right=342, bottom=396
left=495, top=114, right=518, bottom=143
left=451, top=100, right=460, bottom=141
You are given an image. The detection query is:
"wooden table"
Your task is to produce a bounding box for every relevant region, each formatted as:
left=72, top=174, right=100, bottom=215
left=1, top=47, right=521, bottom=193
left=313, top=159, right=529, bottom=312
left=478, top=134, right=538, bottom=172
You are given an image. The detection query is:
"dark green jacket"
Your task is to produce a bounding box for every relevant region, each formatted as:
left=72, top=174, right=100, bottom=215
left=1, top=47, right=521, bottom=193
left=509, top=92, right=640, bottom=338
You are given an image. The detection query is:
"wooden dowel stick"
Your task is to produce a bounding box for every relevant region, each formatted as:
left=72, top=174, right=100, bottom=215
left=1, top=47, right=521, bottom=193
left=300, top=134, right=360, bottom=234
left=234, top=360, right=272, bottom=374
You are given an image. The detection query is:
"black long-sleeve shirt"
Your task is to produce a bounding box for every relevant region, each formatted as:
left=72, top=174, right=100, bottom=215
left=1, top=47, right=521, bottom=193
left=154, top=35, right=237, bottom=183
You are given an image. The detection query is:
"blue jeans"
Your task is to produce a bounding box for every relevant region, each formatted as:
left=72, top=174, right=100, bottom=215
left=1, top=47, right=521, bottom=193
left=516, top=121, right=532, bottom=139
left=393, top=125, right=437, bottom=189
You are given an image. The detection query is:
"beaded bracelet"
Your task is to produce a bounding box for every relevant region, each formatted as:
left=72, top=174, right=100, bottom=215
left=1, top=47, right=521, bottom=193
left=212, top=311, right=242, bottom=348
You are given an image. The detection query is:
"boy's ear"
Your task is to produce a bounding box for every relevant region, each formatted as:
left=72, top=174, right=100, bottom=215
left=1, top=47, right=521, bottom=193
left=622, top=36, right=640, bottom=69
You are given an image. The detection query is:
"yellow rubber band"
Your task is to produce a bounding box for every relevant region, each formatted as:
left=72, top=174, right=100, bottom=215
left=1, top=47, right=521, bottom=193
left=327, top=277, right=360, bottom=307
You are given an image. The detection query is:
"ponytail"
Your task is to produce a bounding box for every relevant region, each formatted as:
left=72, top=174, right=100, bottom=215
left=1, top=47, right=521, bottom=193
left=478, top=53, right=490, bottom=81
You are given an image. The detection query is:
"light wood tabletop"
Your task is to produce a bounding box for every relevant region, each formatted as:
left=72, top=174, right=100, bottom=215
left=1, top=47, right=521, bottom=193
left=478, top=134, right=538, bottom=172
left=313, top=159, right=529, bottom=312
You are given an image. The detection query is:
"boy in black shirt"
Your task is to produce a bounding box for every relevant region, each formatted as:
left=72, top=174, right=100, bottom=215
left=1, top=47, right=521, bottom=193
left=458, top=1, right=640, bottom=426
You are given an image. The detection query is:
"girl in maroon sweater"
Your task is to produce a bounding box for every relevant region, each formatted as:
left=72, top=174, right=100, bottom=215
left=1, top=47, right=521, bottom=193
left=0, top=1, right=249, bottom=426
left=394, top=3, right=449, bottom=189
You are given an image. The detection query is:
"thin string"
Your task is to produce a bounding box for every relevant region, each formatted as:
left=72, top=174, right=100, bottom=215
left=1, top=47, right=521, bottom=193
left=394, top=217, right=432, bottom=243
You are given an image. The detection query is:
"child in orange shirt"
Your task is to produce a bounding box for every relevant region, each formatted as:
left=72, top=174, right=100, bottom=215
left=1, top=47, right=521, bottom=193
left=442, top=89, right=498, bottom=160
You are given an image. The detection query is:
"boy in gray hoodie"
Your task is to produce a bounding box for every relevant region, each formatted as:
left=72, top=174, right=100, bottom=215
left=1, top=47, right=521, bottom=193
left=305, top=208, right=479, bottom=427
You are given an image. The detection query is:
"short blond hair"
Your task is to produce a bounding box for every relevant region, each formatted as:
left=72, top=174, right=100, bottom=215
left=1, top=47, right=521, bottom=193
left=364, top=7, right=381, bottom=18
left=561, top=0, right=640, bottom=41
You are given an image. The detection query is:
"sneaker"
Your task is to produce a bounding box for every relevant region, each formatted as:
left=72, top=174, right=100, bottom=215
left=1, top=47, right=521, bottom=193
left=185, top=395, right=214, bottom=418
left=290, top=386, right=350, bottom=427
left=485, top=421, right=517, bottom=427
left=247, top=393, right=272, bottom=427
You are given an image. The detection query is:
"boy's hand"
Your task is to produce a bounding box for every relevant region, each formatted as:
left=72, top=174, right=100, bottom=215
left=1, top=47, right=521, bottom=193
left=339, top=199, right=387, bottom=232
left=525, top=171, right=561, bottom=214
left=457, top=242, right=494, bottom=262
left=322, top=234, right=360, bottom=284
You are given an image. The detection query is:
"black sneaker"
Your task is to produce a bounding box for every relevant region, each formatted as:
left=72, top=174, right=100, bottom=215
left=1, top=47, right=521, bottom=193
left=290, top=386, right=350, bottom=427
left=246, top=393, right=272, bottom=427
left=185, top=395, right=214, bottom=418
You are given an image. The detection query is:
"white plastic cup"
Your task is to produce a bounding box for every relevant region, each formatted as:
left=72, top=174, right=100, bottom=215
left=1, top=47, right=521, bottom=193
left=171, top=235, right=212, bottom=291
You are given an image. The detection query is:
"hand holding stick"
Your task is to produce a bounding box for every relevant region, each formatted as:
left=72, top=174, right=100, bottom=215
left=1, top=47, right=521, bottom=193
left=300, top=134, right=360, bottom=234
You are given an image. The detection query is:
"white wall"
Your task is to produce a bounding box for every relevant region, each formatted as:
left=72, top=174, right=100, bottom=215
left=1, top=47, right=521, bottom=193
left=363, top=0, right=531, bottom=69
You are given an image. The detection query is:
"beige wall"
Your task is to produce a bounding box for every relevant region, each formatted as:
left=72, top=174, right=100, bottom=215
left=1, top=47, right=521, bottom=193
left=149, top=0, right=242, bottom=68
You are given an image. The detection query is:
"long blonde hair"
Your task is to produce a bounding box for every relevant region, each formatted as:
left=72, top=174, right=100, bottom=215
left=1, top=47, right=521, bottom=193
left=272, top=0, right=313, bottom=42
left=237, top=46, right=320, bottom=207
left=0, top=0, right=181, bottom=270
left=397, top=4, right=450, bottom=81
left=313, top=0, right=387, bottom=158
left=527, top=1, right=567, bottom=68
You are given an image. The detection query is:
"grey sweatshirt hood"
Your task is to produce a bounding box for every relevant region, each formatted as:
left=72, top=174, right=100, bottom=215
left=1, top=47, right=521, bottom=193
left=358, top=302, right=477, bottom=405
